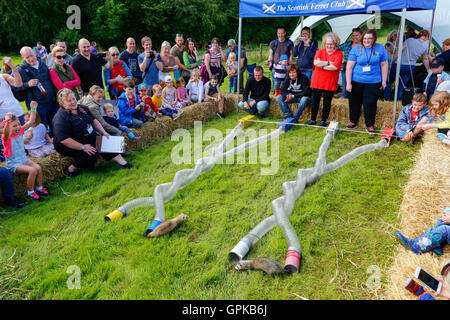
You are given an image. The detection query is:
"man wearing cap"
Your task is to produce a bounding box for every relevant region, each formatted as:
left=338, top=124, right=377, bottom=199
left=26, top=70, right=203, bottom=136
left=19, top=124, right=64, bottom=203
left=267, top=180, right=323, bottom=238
left=170, top=34, right=190, bottom=81
left=423, top=57, right=450, bottom=100
left=226, top=39, right=247, bottom=93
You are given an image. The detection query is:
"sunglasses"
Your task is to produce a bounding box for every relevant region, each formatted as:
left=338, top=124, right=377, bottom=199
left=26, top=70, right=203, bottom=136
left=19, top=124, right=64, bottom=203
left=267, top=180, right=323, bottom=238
left=55, top=54, right=66, bottom=60
left=176, top=34, right=183, bottom=37
left=111, top=53, right=120, bottom=56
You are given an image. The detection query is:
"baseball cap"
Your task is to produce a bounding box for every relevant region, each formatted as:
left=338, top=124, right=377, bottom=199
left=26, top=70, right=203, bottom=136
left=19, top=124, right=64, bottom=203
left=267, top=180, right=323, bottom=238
left=138, top=83, right=148, bottom=90
left=227, top=39, right=236, bottom=47
left=165, top=75, right=173, bottom=83
left=280, top=54, right=288, bottom=61
left=430, top=57, right=445, bottom=68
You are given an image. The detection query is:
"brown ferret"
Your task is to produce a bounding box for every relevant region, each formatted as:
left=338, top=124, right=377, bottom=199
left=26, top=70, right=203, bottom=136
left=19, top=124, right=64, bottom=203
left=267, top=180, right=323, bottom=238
left=235, top=257, right=288, bottom=276
left=147, top=214, right=189, bottom=238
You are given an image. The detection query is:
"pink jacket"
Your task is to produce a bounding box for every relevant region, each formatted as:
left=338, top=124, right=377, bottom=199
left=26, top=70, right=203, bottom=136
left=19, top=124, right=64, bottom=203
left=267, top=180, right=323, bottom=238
left=49, top=65, right=81, bottom=91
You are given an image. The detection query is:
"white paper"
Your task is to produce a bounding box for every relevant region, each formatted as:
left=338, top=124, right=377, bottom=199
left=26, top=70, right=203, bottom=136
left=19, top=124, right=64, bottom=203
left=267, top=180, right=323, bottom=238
left=100, top=136, right=124, bottom=153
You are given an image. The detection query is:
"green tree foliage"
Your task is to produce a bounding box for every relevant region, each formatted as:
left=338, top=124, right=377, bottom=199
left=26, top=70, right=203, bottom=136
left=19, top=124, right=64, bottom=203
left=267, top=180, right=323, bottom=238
left=0, top=0, right=319, bottom=53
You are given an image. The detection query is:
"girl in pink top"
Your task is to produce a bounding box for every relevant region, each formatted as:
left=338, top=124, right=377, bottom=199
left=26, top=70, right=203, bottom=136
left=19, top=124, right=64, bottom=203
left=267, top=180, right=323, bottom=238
left=49, top=46, right=82, bottom=100
left=176, top=78, right=191, bottom=107
left=1, top=103, right=49, bottom=201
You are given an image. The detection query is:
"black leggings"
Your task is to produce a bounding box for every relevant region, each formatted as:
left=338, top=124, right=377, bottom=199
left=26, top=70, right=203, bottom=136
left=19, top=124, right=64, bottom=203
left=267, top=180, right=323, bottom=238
left=311, top=89, right=334, bottom=122
left=55, top=135, right=119, bottom=170
left=348, top=81, right=381, bottom=127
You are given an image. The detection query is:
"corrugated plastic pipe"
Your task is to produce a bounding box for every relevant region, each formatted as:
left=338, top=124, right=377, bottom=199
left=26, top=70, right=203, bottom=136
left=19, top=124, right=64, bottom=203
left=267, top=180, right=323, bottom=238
left=230, top=122, right=390, bottom=274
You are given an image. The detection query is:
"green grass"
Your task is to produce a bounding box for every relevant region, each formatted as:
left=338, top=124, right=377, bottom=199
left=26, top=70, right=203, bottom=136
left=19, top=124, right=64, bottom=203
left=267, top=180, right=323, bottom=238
left=0, top=111, right=420, bottom=300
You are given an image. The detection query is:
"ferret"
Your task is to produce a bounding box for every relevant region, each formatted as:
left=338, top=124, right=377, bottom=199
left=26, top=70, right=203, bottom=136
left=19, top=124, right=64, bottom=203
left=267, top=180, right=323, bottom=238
left=235, top=257, right=289, bottom=276
left=147, top=214, right=189, bottom=238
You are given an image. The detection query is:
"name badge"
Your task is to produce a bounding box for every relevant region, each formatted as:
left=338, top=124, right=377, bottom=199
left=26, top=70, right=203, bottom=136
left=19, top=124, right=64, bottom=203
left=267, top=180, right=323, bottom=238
left=86, top=124, right=94, bottom=134
left=362, top=66, right=371, bottom=73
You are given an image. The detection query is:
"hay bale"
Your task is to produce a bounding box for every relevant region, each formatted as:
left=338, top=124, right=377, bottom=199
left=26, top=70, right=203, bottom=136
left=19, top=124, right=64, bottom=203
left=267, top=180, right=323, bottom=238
left=1, top=97, right=236, bottom=200
left=226, top=94, right=400, bottom=129
left=382, top=131, right=450, bottom=300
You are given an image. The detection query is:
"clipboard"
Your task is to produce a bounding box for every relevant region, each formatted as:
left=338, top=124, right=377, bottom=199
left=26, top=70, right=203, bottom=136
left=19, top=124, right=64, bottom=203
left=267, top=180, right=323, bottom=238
left=96, top=136, right=125, bottom=154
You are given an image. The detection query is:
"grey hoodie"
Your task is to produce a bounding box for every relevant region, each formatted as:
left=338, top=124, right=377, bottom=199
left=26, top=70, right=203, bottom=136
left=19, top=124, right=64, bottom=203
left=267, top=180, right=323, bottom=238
left=78, top=95, right=121, bottom=135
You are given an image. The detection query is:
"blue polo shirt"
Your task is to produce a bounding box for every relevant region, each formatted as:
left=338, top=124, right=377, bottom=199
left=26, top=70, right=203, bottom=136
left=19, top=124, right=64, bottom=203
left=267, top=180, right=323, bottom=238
left=348, top=43, right=388, bottom=84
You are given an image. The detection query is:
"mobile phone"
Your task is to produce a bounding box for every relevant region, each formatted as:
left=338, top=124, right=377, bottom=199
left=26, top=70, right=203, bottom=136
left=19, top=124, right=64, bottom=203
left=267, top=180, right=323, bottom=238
left=415, top=267, right=442, bottom=294
left=297, top=37, right=306, bottom=41
left=98, top=52, right=107, bottom=58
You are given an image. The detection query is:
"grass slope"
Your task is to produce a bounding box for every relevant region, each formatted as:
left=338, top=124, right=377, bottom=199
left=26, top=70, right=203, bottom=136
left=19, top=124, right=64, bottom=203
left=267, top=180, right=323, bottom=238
left=0, top=111, right=419, bottom=300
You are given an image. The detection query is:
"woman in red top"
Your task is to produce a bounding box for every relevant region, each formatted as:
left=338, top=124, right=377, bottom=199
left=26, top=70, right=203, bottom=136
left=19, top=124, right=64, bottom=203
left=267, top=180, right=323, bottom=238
left=309, top=33, right=343, bottom=126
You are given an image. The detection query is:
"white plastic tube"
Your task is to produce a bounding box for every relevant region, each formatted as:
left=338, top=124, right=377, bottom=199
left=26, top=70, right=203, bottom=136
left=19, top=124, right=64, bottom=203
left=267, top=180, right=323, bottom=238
left=230, top=123, right=390, bottom=274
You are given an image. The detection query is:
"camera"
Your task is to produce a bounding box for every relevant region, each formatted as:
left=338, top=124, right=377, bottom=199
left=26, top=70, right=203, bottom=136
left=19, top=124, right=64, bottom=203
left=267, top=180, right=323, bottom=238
left=297, top=37, right=307, bottom=41
left=148, top=51, right=156, bottom=59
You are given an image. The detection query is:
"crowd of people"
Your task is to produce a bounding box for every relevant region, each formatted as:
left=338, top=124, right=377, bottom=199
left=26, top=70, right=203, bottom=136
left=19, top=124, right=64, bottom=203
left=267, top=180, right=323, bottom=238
left=0, top=28, right=449, bottom=298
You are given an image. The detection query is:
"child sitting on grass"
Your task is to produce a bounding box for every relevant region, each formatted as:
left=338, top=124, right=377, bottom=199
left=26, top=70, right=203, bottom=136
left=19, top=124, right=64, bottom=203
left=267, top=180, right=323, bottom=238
left=1, top=104, right=49, bottom=201
left=420, top=91, right=450, bottom=146
left=103, top=103, right=141, bottom=142
left=395, top=93, right=430, bottom=143
left=395, top=207, right=450, bottom=257
left=152, top=84, right=183, bottom=120
left=117, top=79, right=145, bottom=128
left=23, top=112, right=56, bottom=158
left=204, top=75, right=225, bottom=119
left=138, top=83, right=162, bottom=121
left=176, top=78, right=191, bottom=107
left=186, top=69, right=204, bottom=104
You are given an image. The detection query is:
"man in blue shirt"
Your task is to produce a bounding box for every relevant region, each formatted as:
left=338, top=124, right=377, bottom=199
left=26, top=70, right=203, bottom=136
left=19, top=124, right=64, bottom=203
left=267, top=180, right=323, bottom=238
left=138, top=36, right=160, bottom=89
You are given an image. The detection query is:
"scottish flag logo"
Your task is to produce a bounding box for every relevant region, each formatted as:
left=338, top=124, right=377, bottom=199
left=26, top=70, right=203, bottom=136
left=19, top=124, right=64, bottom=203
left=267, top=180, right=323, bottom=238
left=263, top=3, right=276, bottom=14
left=346, top=0, right=366, bottom=9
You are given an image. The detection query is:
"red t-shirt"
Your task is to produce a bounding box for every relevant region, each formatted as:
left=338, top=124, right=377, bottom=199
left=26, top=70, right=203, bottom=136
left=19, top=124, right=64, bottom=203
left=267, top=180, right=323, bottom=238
left=410, top=109, right=419, bottom=125
left=310, top=49, right=343, bottom=91
left=128, top=95, right=136, bottom=108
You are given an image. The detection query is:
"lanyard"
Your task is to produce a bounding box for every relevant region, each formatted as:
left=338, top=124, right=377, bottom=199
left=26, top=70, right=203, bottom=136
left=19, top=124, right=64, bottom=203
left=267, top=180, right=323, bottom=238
left=363, top=47, right=373, bottom=66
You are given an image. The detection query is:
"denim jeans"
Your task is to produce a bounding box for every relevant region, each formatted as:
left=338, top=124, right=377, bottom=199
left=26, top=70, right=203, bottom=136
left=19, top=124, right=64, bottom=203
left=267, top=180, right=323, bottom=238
left=276, top=95, right=311, bottom=120
left=238, top=99, right=269, bottom=116
left=0, top=167, right=14, bottom=203
left=229, top=76, right=237, bottom=90
left=129, top=118, right=143, bottom=129
left=301, top=70, right=313, bottom=81
left=341, top=70, right=348, bottom=99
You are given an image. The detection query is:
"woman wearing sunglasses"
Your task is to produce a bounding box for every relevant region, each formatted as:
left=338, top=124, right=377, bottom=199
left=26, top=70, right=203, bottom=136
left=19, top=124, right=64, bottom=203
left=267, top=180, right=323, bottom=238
left=103, top=46, right=133, bottom=100
left=49, top=46, right=82, bottom=100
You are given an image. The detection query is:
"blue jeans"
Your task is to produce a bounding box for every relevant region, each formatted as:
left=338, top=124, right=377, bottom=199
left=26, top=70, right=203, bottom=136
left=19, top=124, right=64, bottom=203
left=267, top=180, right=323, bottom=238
left=238, top=99, right=269, bottom=116
left=0, top=167, right=15, bottom=203
left=301, top=70, right=313, bottom=81
left=229, top=76, right=237, bottom=90
left=341, top=70, right=348, bottom=99
left=385, top=63, right=415, bottom=101
left=276, top=95, right=311, bottom=120
left=273, top=78, right=284, bottom=91
left=35, top=103, right=59, bottom=132
left=128, top=118, right=143, bottom=129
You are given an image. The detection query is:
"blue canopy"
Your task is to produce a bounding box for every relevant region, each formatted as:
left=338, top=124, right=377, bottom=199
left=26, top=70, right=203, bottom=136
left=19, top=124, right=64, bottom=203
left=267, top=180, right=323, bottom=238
left=240, top=0, right=437, bottom=18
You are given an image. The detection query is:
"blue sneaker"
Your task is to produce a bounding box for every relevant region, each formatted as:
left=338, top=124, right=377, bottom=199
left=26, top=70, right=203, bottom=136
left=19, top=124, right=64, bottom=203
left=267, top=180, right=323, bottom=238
left=394, top=231, right=421, bottom=254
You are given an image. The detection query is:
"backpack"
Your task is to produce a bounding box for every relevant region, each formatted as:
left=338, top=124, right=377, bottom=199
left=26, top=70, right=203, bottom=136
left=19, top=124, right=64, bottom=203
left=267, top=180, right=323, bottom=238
left=271, top=39, right=293, bottom=70
left=272, top=39, right=293, bottom=58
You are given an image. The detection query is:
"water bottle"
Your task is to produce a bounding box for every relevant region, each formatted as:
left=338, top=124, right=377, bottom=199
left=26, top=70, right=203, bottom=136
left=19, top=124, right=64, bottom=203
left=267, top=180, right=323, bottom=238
left=37, top=82, right=47, bottom=95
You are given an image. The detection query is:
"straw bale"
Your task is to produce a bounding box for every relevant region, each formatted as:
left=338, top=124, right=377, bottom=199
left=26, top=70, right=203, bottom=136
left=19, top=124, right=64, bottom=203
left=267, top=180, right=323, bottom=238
left=227, top=94, right=400, bottom=129
left=382, top=131, right=450, bottom=300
